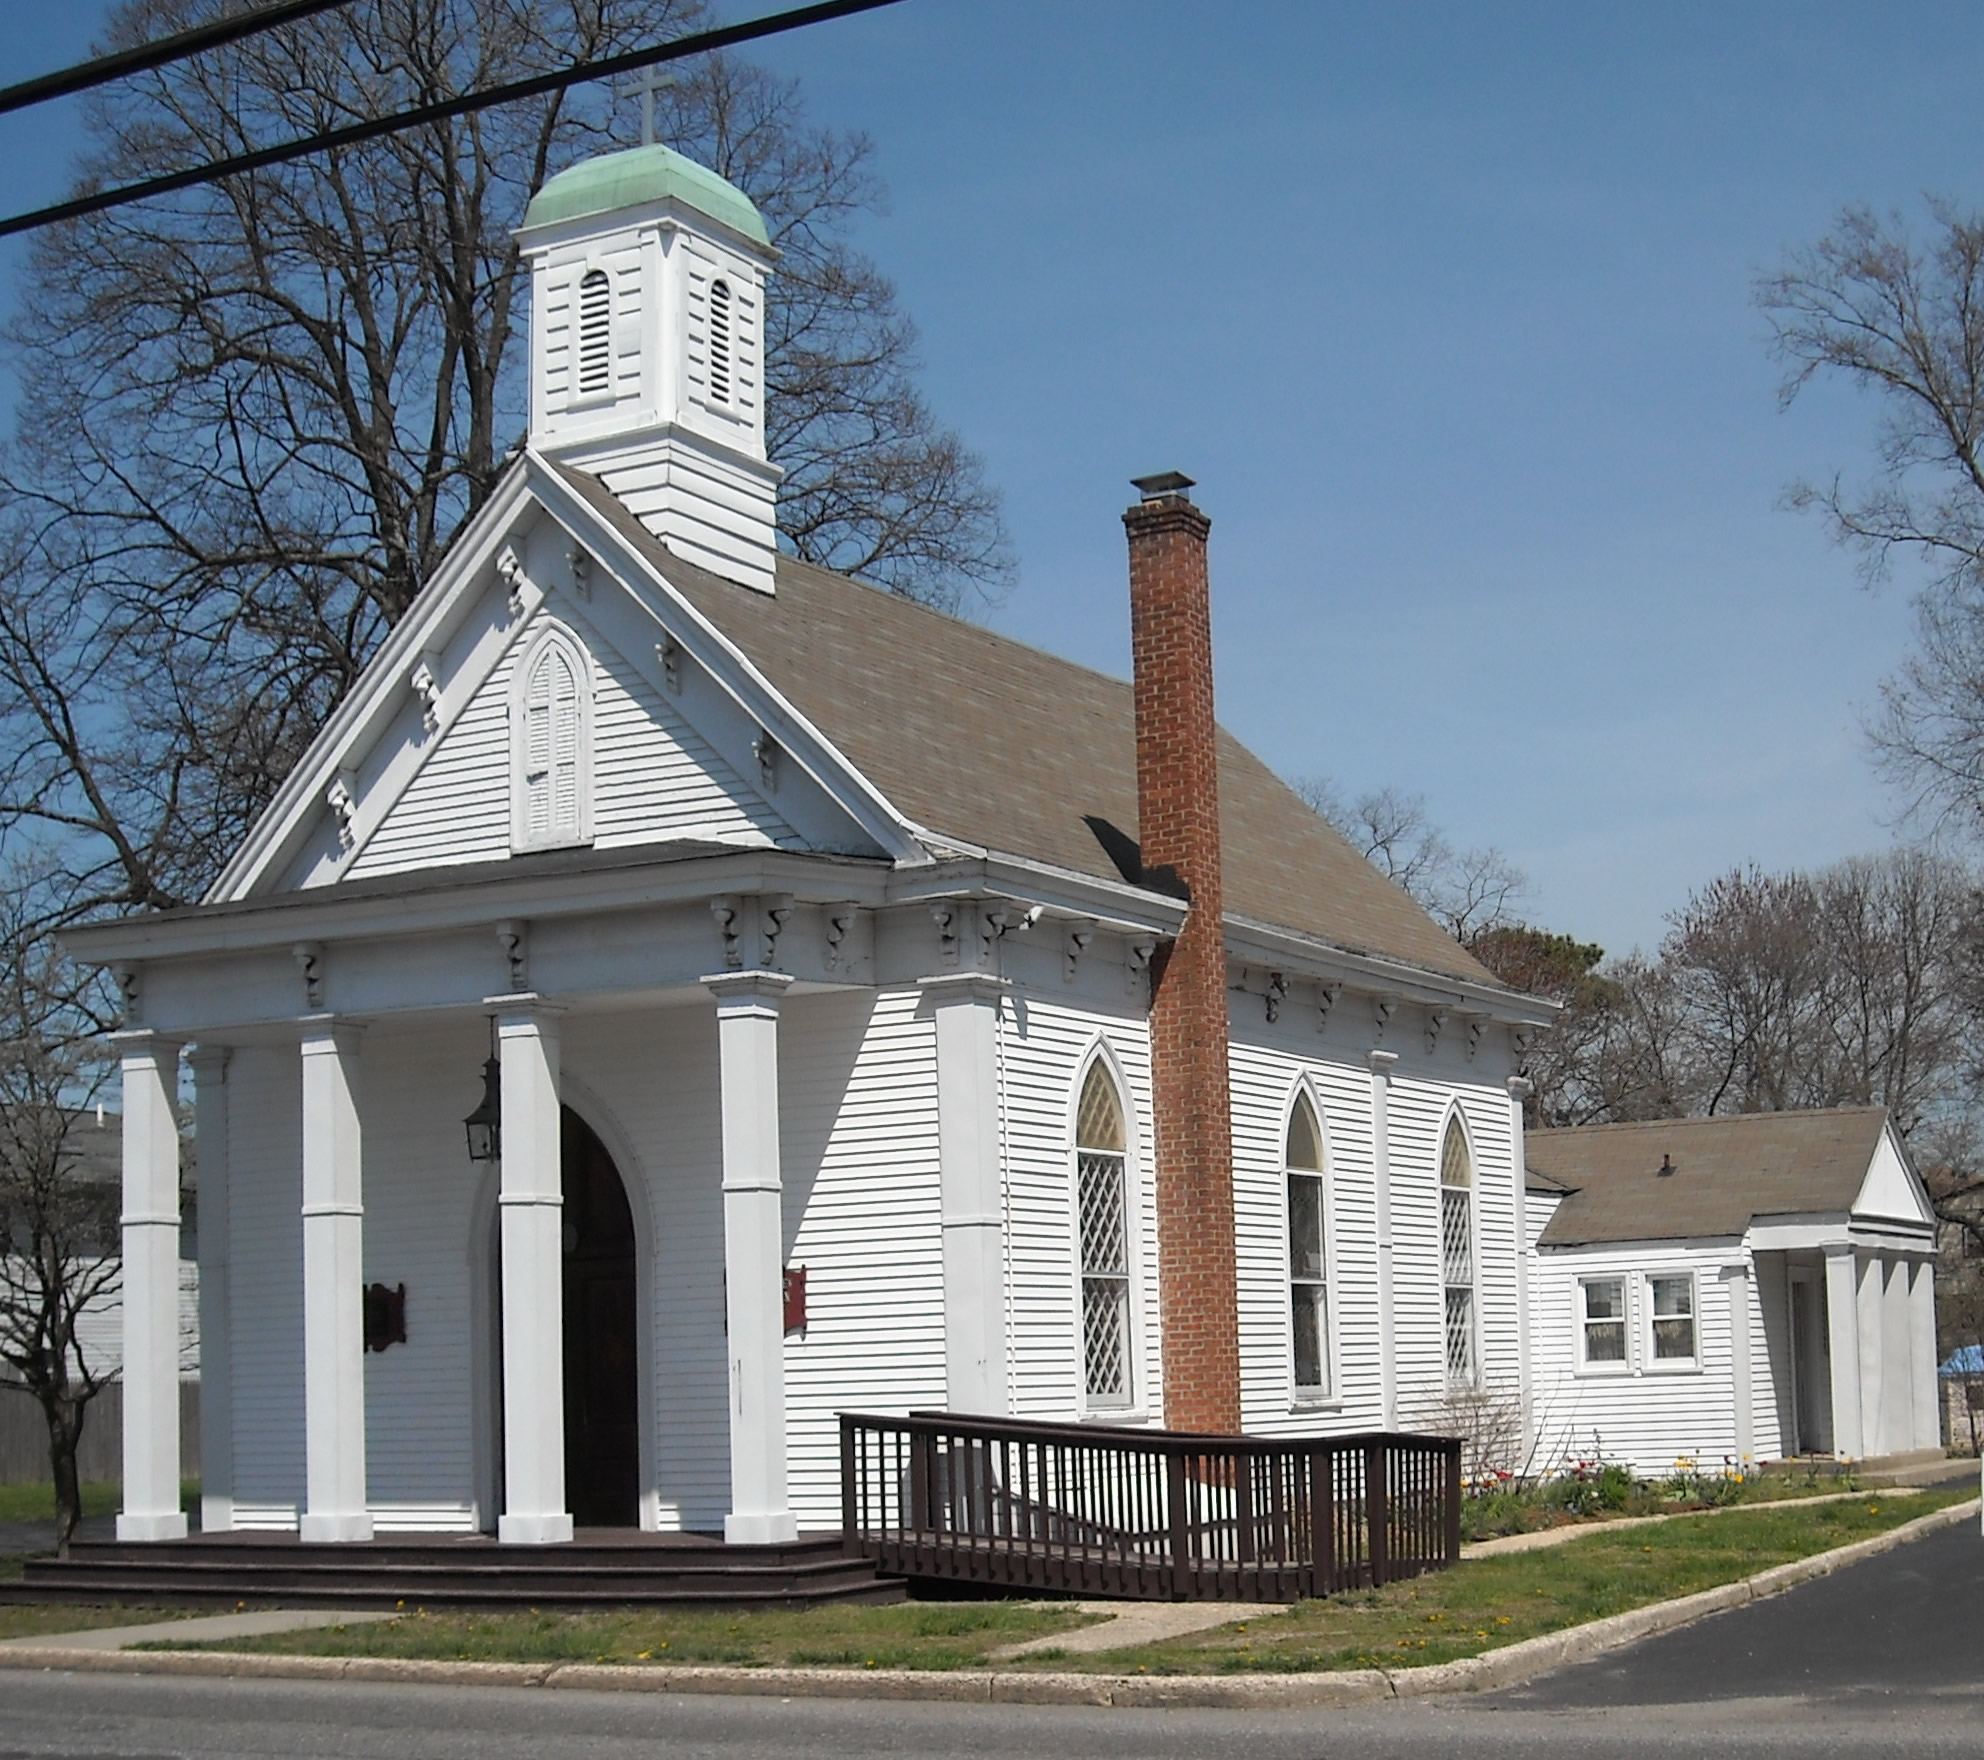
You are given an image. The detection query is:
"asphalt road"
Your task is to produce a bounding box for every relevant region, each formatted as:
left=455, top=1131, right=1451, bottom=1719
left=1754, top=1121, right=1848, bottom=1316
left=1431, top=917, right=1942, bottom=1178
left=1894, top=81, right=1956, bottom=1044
left=1495, top=1507, right=1984, bottom=1713
left=0, top=1520, right=1976, bottom=1758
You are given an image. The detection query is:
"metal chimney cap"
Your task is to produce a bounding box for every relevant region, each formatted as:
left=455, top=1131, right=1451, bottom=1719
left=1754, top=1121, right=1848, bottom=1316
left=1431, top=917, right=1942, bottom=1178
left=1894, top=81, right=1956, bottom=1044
left=1131, top=471, right=1196, bottom=501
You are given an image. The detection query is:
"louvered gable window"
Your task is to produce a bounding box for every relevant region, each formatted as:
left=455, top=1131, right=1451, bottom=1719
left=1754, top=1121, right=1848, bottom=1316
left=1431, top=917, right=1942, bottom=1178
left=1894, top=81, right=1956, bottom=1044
left=1076, top=1061, right=1132, bottom=1409
left=1440, top=1118, right=1477, bottom=1389
left=513, top=631, right=590, bottom=851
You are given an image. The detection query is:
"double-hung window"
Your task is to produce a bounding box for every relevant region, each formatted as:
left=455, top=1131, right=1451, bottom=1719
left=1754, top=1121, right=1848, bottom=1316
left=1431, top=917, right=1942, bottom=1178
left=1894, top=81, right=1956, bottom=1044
left=1076, top=1062, right=1131, bottom=1410
left=1648, top=1274, right=1698, bottom=1365
left=1579, top=1276, right=1628, bottom=1367
left=1286, top=1094, right=1329, bottom=1398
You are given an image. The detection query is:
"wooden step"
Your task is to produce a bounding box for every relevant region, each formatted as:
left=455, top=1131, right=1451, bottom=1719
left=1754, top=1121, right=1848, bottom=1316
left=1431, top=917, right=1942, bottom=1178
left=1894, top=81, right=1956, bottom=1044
left=14, top=1533, right=905, bottom=1611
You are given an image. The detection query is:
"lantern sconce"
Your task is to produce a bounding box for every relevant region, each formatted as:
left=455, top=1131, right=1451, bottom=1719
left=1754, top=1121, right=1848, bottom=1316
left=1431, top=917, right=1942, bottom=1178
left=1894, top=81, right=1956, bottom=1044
left=464, top=1015, right=501, bottom=1165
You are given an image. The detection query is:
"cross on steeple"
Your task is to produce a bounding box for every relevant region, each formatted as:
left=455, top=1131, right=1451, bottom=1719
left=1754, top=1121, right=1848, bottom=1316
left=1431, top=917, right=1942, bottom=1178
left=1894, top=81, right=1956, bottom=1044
left=617, top=64, right=676, bottom=147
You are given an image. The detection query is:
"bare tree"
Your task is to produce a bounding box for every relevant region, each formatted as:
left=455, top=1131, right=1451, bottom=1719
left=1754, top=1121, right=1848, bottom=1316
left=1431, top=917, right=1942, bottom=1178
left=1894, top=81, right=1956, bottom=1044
left=1293, top=777, right=1527, bottom=942
left=0, top=883, right=120, bottom=1553
left=0, top=0, right=1010, bottom=925
left=1758, top=202, right=1984, bottom=830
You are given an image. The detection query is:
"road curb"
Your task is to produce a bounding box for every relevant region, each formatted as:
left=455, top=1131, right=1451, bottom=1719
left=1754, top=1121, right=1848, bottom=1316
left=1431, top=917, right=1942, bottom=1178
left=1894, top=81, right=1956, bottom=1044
left=0, top=1497, right=1971, bottom=1710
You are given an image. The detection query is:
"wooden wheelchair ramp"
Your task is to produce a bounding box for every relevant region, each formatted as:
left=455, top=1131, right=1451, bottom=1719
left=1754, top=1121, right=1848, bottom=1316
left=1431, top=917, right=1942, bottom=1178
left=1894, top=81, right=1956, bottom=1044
left=840, top=1411, right=1462, bottom=1603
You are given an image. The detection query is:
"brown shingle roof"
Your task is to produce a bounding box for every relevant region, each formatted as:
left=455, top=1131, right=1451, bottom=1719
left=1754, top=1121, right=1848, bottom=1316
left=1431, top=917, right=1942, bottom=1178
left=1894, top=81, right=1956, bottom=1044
left=555, top=464, right=1498, bottom=986
left=1526, top=1108, right=1891, bottom=1247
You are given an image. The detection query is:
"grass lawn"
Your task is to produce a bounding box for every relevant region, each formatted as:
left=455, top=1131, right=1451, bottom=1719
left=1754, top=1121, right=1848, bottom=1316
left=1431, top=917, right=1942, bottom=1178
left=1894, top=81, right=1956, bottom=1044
left=145, top=1600, right=1106, bottom=1671
left=158, top=1488, right=1971, bottom=1675
left=0, top=1603, right=198, bottom=1641
left=1083, top=1487, right=1974, bottom=1675
left=0, top=1483, right=122, bottom=1524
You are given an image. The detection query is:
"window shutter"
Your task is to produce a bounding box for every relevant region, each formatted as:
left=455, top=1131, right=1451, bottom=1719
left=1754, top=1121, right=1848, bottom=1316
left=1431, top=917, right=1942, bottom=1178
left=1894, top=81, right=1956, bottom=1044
left=550, top=650, right=580, bottom=837
left=520, top=641, right=583, bottom=846
left=524, top=655, right=553, bottom=839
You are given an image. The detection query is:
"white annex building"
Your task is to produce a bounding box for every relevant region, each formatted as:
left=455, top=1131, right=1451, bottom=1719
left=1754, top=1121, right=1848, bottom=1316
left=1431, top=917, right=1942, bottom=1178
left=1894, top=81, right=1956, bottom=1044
left=1523, top=1109, right=1942, bottom=1476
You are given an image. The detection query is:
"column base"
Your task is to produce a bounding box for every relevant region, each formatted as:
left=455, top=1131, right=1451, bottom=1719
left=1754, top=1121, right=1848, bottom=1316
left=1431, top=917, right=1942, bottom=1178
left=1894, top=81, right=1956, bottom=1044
left=199, top=1495, right=234, bottom=1534
left=498, top=1512, right=574, bottom=1545
left=299, top=1511, right=374, bottom=1543
left=115, top=1511, right=188, bottom=1542
left=724, top=1510, right=798, bottom=1545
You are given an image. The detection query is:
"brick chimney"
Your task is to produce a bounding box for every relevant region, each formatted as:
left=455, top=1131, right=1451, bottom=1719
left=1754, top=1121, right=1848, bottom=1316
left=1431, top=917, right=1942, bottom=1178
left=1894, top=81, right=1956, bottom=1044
left=1123, top=471, right=1241, bottom=1435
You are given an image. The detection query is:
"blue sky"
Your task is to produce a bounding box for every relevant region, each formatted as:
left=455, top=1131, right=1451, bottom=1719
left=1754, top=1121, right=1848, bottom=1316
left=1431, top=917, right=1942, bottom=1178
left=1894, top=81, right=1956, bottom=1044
left=3, top=1, right=1977, bottom=958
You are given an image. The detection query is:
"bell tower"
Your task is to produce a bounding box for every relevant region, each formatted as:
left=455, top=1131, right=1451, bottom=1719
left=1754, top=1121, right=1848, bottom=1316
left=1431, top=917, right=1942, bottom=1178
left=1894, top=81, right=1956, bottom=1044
left=518, top=144, right=781, bottom=594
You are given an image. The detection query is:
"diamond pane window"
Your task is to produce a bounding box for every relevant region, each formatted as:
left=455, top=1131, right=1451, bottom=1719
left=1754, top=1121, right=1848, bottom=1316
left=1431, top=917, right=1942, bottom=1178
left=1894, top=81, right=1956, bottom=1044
left=1650, top=1274, right=1696, bottom=1362
left=1076, top=1063, right=1131, bottom=1407
left=1287, top=1094, right=1329, bottom=1395
left=1581, top=1276, right=1627, bottom=1365
left=1440, top=1118, right=1476, bottom=1388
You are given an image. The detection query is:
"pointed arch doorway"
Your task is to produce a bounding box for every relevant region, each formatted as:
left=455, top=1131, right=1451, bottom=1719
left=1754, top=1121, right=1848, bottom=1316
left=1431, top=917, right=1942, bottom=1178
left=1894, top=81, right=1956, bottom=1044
left=561, top=1106, right=641, bottom=1527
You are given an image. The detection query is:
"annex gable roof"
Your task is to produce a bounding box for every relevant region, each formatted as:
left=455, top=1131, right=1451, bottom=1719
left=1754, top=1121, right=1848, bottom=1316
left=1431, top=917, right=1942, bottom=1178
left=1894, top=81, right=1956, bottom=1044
left=1525, top=1107, right=1930, bottom=1248
left=553, top=462, right=1501, bottom=988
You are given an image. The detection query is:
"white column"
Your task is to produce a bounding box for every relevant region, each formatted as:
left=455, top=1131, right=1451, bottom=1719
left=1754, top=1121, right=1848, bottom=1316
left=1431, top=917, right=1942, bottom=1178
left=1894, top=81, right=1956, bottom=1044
left=495, top=997, right=572, bottom=1545
left=1857, top=1249, right=1887, bottom=1459
left=1507, top=1077, right=1533, bottom=1458
left=299, top=1021, right=370, bottom=1542
left=707, top=970, right=797, bottom=1545
left=923, top=973, right=1009, bottom=1417
left=1724, top=1262, right=1754, bottom=1461
left=187, top=1047, right=233, bottom=1535
left=116, top=1031, right=187, bottom=1542
left=1369, top=1050, right=1399, bottom=1431
left=1909, top=1256, right=1939, bottom=1451
left=1824, top=1243, right=1863, bottom=1459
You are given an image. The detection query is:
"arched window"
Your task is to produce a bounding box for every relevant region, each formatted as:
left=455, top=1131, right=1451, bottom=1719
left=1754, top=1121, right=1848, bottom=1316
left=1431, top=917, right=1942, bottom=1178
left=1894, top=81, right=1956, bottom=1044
left=707, top=277, right=733, bottom=405
left=1440, top=1117, right=1476, bottom=1388
left=1286, top=1093, right=1329, bottom=1397
left=512, top=630, right=590, bottom=851
left=576, top=269, right=612, bottom=398
left=1075, top=1060, right=1131, bottom=1409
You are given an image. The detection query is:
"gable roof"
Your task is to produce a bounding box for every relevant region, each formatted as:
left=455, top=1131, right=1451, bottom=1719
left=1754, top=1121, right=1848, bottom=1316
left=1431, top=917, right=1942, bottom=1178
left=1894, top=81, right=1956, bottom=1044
left=1525, top=1107, right=1897, bottom=1247
left=553, top=463, right=1499, bottom=988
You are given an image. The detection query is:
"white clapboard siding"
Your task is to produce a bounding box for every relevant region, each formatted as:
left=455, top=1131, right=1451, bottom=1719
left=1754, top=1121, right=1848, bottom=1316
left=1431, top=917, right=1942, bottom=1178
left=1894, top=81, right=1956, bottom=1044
left=355, top=1021, right=486, bottom=1531
left=347, top=603, right=793, bottom=881
left=564, top=988, right=945, bottom=1534
left=1000, top=986, right=1159, bottom=1426
left=225, top=1046, right=305, bottom=1526
left=1530, top=1241, right=1755, bottom=1478
left=1227, top=1032, right=1384, bottom=1435
left=780, top=987, right=944, bottom=1529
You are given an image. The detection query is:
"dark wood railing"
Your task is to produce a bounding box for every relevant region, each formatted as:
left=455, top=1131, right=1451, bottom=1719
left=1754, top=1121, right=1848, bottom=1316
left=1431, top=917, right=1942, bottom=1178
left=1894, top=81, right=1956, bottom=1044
left=839, top=1410, right=1461, bottom=1602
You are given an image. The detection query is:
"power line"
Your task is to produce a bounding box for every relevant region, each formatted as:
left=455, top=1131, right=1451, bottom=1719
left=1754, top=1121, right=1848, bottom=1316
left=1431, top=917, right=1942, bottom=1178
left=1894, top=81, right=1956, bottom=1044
left=0, top=0, right=906, bottom=241
left=0, top=0, right=367, bottom=119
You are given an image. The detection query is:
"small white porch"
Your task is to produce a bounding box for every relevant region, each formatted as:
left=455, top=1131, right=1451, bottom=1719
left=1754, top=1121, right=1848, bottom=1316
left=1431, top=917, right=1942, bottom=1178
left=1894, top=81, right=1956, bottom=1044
left=116, top=967, right=820, bottom=1547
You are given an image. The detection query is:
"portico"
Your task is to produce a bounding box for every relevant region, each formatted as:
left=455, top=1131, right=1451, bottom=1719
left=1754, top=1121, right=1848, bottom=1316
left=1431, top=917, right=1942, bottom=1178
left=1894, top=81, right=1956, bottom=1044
left=87, top=852, right=891, bottom=1544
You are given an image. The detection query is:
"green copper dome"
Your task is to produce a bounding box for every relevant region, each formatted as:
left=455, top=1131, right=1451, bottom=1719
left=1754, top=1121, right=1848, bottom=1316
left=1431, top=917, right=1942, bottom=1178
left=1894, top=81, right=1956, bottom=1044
left=522, top=143, right=770, bottom=247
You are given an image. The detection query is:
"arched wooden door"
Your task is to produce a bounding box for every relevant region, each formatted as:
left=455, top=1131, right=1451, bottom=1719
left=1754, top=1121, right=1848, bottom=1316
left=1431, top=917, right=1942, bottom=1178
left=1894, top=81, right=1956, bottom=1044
left=561, top=1107, right=640, bottom=1527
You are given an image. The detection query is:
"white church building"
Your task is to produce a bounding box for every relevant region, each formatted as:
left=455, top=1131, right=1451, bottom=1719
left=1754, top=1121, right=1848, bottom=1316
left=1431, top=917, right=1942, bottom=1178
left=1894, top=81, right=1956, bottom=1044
left=69, top=141, right=1562, bottom=1548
